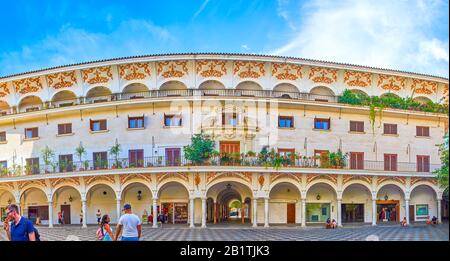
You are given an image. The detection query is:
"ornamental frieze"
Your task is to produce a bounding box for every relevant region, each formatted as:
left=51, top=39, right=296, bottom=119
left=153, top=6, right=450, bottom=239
left=84, top=175, right=115, bottom=186
left=306, top=174, right=338, bottom=184
left=157, top=61, right=188, bottom=78
left=206, top=172, right=252, bottom=184
left=377, top=75, right=406, bottom=91
left=343, top=71, right=372, bottom=87
left=443, top=84, right=449, bottom=105
left=410, top=177, right=437, bottom=186
left=118, top=63, right=151, bottom=81
left=50, top=177, right=81, bottom=188
left=271, top=63, right=302, bottom=80
left=342, top=175, right=373, bottom=186
left=196, top=60, right=227, bottom=78
left=120, top=173, right=152, bottom=184
left=308, top=67, right=337, bottom=84
left=156, top=172, right=189, bottom=183
left=0, top=182, right=15, bottom=191
left=13, top=77, right=43, bottom=95
left=233, top=61, right=265, bottom=79
left=376, top=176, right=406, bottom=186
left=269, top=173, right=302, bottom=183
left=18, top=179, right=47, bottom=190
left=410, top=79, right=438, bottom=95
left=0, top=82, right=10, bottom=97
left=81, top=67, right=113, bottom=85
left=47, top=71, right=77, bottom=89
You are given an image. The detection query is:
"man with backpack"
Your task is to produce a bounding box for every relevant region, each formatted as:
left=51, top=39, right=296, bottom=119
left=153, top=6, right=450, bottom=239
left=2, top=204, right=39, bottom=241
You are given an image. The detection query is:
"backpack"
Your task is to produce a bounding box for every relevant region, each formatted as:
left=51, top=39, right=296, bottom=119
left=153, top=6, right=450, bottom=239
left=96, top=226, right=105, bottom=240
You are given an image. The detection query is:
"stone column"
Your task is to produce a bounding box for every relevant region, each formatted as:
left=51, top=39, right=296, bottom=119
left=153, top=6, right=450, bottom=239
left=405, top=199, right=410, bottom=225
left=82, top=200, right=87, bottom=228
left=48, top=201, right=53, bottom=228
left=201, top=198, right=207, bottom=228
left=241, top=203, right=245, bottom=224
left=190, top=198, right=195, bottom=228
left=437, top=198, right=442, bottom=224
left=213, top=202, right=217, bottom=224
left=372, top=199, right=377, bottom=226
left=252, top=198, right=257, bottom=227
left=116, top=199, right=122, bottom=224
left=337, top=199, right=342, bottom=227
left=264, top=197, right=269, bottom=227
left=152, top=198, right=158, bottom=228
left=301, top=199, right=306, bottom=227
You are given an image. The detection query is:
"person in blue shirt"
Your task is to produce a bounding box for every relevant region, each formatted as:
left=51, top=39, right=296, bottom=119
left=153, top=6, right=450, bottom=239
left=2, top=204, right=36, bottom=241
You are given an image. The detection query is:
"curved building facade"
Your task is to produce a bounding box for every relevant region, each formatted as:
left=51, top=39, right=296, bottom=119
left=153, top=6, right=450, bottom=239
left=0, top=53, right=448, bottom=227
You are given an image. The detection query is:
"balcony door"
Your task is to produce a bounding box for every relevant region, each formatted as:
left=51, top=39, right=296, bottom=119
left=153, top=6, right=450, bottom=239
left=165, top=148, right=181, bottom=166
left=219, top=141, right=240, bottom=155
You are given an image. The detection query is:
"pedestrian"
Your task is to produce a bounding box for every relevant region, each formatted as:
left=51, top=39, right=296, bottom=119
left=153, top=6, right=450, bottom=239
left=61, top=210, right=65, bottom=225
left=58, top=211, right=63, bottom=225
left=114, top=203, right=141, bottom=241
left=96, top=209, right=102, bottom=225
left=96, top=214, right=115, bottom=241
left=2, top=204, right=38, bottom=241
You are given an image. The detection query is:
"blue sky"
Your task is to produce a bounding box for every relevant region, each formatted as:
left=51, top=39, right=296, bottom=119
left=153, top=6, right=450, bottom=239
left=0, top=0, right=448, bottom=77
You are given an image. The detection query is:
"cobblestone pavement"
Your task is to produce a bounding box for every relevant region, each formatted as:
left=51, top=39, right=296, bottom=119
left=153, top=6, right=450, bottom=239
left=1, top=223, right=448, bottom=241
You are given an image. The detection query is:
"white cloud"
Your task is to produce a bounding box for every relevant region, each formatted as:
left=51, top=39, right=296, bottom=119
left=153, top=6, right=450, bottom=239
left=241, top=44, right=250, bottom=51
left=272, top=0, right=449, bottom=77
left=193, top=0, right=210, bottom=19
left=0, top=19, right=175, bottom=76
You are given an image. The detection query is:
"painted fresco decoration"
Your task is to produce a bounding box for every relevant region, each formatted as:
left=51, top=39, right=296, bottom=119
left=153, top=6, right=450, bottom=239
left=196, top=60, right=227, bottom=78
left=377, top=75, right=406, bottom=91
left=13, top=77, right=43, bottom=95
left=233, top=61, right=265, bottom=79
left=47, top=71, right=77, bottom=89
left=0, top=82, right=10, bottom=97
left=118, top=63, right=151, bottom=81
left=308, top=67, right=338, bottom=84
left=81, top=66, right=113, bottom=85
left=344, top=71, right=372, bottom=87
left=411, top=79, right=438, bottom=95
left=271, top=63, right=302, bottom=80
left=157, top=60, right=189, bottom=78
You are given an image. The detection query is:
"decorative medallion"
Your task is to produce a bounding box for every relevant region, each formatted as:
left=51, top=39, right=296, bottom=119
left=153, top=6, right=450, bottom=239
left=13, top=77, right=43, bottom=95
left=343, top=71, right=372, bottom=87
left=308, top=67, right=338, bottom=84
left=443, top=84, right=449, bottom=105
left=258, top=175, right=265, bottom=189
left=119, top=173, right=152, bottom=185
left=233, top=61, right=265, bottom=79
left=196, top=60, right=227, bottom=78
left=47, top=71, right=77, bottom=89
left=118, top=63, right=151, bottom=81
left=194, top=173, right=201, bottom=189
left=271, top=63, right=302, bottom=80
left=410, top=79, right=438, bottom=95
left=377, top=75, right=406, bottom=91
left=0, top=82, right=10, bottom=97
left=81, top=67, right=113, bottom=84
left=84, top=175, right=115, bottom=186
left=157, top=61, right=188, bottom=78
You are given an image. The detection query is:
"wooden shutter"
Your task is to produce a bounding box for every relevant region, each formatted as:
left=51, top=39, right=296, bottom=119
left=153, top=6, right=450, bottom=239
left=33, top=128, right=38, bottom=138
left=416, top=126, right=422, bottom=136
left=392, top=124, right=397, bottom=134
left=358, top=122, right=364, bottom=132
left=350, top=121, right=356, bottom=132
left=129, top=150, right=136, bottom=166
left=424, top=156, right=430, bottom=172
left=100, top=120, right=107, bottom=130
left=384, top=154, right=390, bottom=170
left=417, top=155, right=423, bottom=172
left=424, top=127, right=429, bottom=137
left=350, top=153, right=357, bottom=169
left=67, top=124, right=72, bottom=134
left=58, top=124, right=64, bottom=135
left=89, top=119, right=93, bottom=131
left=391, top=154, right=397, bottom=171
left=137, top=150, right=144, bottom=166
left=357, top=153, right=364, bottom=169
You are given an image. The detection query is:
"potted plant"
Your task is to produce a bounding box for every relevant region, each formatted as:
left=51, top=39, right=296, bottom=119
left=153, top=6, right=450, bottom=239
left=41, top=146, right=55, bottom=173
left=59, top=159, right=67, bottom=172
left=75, top=142, right=87, bottom=171
left=109, top=140, right=121, bottom=169
left=95, top=154, right=103, bottom=170
left=183, top=134, right=215, bottom=165
left=25, top=164, right=33, bottom=175
left=83, top=160, right=90, bottom=171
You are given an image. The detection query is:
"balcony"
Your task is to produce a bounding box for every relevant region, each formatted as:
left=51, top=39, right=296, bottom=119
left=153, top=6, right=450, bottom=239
left=0, top=155, right=440, bottom=179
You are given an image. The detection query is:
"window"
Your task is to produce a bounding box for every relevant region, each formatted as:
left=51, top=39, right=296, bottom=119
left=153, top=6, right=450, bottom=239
left=58, top=123, right=72, bottom=135
left=314, top=118, right=330, bottom=130
left=222, top=113, right=237, bottom=126
left=164, top=114, right=182, bottom=127
left=25, top=127, right=38, bottom=139
left=416, top=126, right=430, bottom=137
left=384, top=154, right=398, bottom=171
left=417, top=155, right=430, bottom=172
left=25, top=107, right=39, bottom=112
left=383, top=124, right=397, bottom=135
left=93, top=152, right=108, bottom=169
left=0, top=131, right=6, bottom=142
left=25, top=158, right=40, bottom=174
left=129, top=149, right=144, bottom=167
left=278, top=116, right=294, bottom=128
left=128, top=116, right=144, bottom=129
left=350, top=152, right=364, bottom=170
left=59, top=154, right=73, bottom=172
left=349, top=121, right=364, bottom=132
left=90, top=119, right=107, bottom=131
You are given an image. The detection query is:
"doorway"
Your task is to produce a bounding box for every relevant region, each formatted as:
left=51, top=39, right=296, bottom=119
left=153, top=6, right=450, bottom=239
left=61, top=205, right=71, bottom=224
left=409, top=205, right=415, bottom=222
left=342, top=204, right=364, bottom=222
left=376, top=200, right=400, bottom=222
left=287, top=203, right=296, bottom=224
